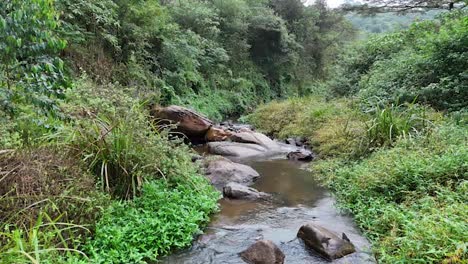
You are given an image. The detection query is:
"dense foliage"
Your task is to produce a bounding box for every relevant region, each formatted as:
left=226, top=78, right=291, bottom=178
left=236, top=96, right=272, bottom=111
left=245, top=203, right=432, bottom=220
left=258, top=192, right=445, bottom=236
left=1, top=0, right=467, bottom=263
left=346, top=10, right=441, bottom=34
left=330, top=11, right=468, bottom=111
left=53, top=0, right=353, bottom=120
left=314, top=123, right=467, bottom=262
left=248, top=10, right=468, bottom=263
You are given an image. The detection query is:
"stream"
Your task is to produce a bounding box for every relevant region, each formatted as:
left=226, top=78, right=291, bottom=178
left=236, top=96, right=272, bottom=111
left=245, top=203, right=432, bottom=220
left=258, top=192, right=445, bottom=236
left=162, top=153, right=375, bottom=264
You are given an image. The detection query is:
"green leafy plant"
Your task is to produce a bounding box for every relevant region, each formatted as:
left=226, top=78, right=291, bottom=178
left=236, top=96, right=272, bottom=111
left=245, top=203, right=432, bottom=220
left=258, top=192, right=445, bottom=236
left=0, top=0, right=69, bottom=116
left=85, top=178, right=219, bottom=264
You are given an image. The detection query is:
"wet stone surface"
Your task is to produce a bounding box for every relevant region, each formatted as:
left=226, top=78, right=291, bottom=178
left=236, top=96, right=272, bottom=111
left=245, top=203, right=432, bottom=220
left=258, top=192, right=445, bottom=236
left=162, top=158, right=375, bottom=264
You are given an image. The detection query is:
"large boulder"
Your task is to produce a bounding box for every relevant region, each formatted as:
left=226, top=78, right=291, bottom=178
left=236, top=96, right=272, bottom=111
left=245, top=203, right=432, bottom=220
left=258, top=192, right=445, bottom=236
left=207, top=142, right=269, bottom=158
left=223, top=182, right=270, bottom=200
left=150, top=105, right=213, bottom=138
left=204, top=156, right=260, bottom=189
left=240, top=240, right=285, bottom=264
left=297, top=223, right=355, bottom=260
left=230, top=131, right=278, bottom=150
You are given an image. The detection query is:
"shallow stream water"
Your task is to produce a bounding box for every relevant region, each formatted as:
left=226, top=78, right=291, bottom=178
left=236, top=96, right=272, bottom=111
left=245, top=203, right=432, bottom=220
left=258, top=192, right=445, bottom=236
left=162, top=156, right=375, bottom=264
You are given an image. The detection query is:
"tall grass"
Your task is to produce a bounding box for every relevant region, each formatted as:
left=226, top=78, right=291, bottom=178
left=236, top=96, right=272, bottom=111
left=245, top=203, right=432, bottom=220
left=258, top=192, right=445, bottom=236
left=0, top=210, right=89, bottom=264
left=364, top=101, right=437, bottom=150
left=54, top=103, right=164, bottom=199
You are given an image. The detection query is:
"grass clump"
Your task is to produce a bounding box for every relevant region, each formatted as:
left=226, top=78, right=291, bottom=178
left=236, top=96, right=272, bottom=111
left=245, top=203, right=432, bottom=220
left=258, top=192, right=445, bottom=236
left=0, top=148, right=110, bottom=263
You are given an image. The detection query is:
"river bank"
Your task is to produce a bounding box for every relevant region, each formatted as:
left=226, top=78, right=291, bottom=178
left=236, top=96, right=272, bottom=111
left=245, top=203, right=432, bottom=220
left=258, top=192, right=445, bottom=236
left=246, top=97, right=468, bottom=263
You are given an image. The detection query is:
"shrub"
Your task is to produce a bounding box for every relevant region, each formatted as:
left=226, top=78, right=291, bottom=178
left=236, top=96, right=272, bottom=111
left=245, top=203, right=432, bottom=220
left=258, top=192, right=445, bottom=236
left=0, top=0, right=70, bottom=116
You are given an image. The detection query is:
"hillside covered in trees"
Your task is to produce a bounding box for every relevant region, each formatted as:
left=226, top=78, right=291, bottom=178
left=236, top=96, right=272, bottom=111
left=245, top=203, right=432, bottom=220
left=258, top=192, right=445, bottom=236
left=1, top=0, right=467, bottom=263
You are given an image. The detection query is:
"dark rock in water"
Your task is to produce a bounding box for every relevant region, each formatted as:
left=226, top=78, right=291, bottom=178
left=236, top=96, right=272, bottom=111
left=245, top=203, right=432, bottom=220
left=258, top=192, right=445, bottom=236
left=295, top=137, right=307, bottom=147
left=204, top=156, right=260, bottom=189
left=240, top=240, right=285, bottom=264
left=285, top=138, right=297, bottom=146
left=223, top=182, right=270, bottom=200
left=191, top=154, right=203, bottom=162
left=150, top=105, right=213, bottom=138
left=287, top=149, right=314, bottom=162
left=285, top=137, right=307, bottom=147
left=207, top=142, right=269, bottom=158
left=297, top=223, right=356, bottom=261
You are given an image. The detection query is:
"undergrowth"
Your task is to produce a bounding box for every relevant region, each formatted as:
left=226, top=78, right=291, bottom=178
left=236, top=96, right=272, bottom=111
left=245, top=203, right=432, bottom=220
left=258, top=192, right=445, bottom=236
left=85, top=178, right=218, bottom=263
left=0, top=80, right=219, bottom=263
left=313, top=122, right=467, bottom=263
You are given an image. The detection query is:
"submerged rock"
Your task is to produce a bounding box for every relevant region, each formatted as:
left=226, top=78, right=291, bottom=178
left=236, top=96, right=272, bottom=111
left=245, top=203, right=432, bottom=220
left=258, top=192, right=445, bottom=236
left=287, top=149, right=314, bottom=162
left=204, top=156, right=260, bottom=189
left=297, top=223, right=356, bottom=261
left=240, top=240, right=285, bottom=264
left=223, top=182, right=270, bottom=200
left=150, top=105, right=213, bottom=138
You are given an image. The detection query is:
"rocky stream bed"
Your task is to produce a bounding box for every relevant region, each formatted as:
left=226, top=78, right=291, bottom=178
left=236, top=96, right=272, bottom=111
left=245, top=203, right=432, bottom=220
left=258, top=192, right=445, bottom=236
left=152, top=105, right=375, bottom=264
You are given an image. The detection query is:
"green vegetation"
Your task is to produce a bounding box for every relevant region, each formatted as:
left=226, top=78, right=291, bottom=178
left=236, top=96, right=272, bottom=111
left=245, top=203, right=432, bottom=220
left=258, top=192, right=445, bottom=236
left=1, top=0, right=467, bottom=263
left=314, top=122, right=467, bottom=263
left=346, top=10, right=442, bottom=35
left=248, top=10, right=468, bottom=263
left=1, top=0, right=353, bottom=262
left=330, top=11, right=468, bottom=111
left=0, top=80, right=219, bottom=263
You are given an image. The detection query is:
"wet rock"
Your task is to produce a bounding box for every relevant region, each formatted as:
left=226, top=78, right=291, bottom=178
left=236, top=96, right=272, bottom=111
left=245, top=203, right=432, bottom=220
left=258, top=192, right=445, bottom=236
left=285, top=137, right=307, bottom=147
left=204, top=156, right=260, bottom=189
left=150, top=105, right=213, bottom=138
left=207, top=142, right=269, bottom=158
left=223, top=182, right=270, bottom=200
left=287, top=149, right=314, bottom=162
left=240, top=240, right=285, bottom=264
left=191, top=154, right=203, bottom=162
left=285, top=138, right=297, bottom=146
left=297, top=223, right=356, bottom=261
left=205, top=127, right=232, bottom=142
left=230, top=131, right=278, bottom=150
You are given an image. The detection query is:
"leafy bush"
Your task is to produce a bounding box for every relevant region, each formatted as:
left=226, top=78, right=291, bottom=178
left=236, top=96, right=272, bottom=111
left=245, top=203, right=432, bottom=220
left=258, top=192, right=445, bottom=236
left=85, top=178, right=219, bottom=263
left=313, top=122, right=468, bottom=262
left=0, top=0, right=69, bottom=115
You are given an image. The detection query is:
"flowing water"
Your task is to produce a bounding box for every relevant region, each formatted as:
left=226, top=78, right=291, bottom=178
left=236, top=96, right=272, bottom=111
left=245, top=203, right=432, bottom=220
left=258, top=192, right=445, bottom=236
left=162, top=156, right=375, bottom=264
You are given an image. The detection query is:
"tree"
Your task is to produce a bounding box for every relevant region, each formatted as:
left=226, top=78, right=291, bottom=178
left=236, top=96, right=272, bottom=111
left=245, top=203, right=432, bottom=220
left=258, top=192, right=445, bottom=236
left=0, top=0, right=69, bottom=115
left=343, top=0, right=467, bottom=13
